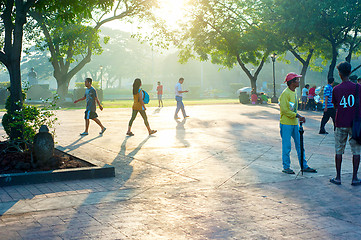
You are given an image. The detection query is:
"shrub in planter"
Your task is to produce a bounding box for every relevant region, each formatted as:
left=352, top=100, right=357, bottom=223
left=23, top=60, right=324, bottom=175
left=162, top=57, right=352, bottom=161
left=2, top=92, right=58, bottom=147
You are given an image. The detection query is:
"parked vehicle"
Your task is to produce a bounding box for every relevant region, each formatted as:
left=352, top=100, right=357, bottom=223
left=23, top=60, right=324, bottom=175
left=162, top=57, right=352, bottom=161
left=237, top=87, right=252, bottom=104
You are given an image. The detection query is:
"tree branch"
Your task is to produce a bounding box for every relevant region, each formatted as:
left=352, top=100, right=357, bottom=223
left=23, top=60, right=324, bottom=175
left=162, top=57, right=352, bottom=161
left=29, top=11, right=60, bottom=75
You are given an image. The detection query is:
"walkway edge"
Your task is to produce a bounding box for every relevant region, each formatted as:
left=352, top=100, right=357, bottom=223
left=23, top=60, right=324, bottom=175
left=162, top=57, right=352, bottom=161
left=0, top=165, right=115, bottom=187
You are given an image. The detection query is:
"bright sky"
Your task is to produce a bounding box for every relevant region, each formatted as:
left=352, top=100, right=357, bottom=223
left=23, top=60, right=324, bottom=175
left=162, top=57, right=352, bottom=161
left=103, top=0, right=190, bottom=32
left=155, top=0, right=189, bottom=29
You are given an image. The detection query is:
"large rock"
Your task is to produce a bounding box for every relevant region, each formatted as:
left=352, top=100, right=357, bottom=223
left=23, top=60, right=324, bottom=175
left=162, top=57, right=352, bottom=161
left=32, top=125, right=56, bottom=168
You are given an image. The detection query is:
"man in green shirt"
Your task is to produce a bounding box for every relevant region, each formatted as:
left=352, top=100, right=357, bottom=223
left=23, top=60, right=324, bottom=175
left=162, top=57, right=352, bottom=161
left=279, top=73, right=317, bottom=174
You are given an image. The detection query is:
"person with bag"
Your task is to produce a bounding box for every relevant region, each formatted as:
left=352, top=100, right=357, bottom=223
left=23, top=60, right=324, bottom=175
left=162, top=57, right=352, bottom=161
left=330, top=62, right=361, bottom=186
left=126, top=78, right=157, bottom=136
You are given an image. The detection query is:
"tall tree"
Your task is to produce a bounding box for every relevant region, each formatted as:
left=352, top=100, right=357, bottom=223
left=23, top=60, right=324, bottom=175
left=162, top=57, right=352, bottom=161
left=30, top=0, right=155, bottom=99
left=274, top=0, right=361, bottom=78
left=0, top=0, right=104, bottom=139
left=178, top=0, right=281, bottom=92
left=0, top=0, right=39, bottom=139
left=263, top=0, right=325, bottom=88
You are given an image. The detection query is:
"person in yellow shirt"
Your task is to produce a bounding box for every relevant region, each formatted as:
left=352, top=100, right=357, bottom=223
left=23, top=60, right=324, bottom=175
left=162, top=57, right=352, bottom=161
left=279, top=73, right=317, bottom=174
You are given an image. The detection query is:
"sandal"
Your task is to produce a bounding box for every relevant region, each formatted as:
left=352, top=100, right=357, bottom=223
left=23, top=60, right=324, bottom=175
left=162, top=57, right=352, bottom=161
left=126, top=132, right=134, bottom=136
left=149, top=130, right=157, bottom=135
left=330, top=178, right=341, bottom=185
left=351, top=179, right=361, bottom=186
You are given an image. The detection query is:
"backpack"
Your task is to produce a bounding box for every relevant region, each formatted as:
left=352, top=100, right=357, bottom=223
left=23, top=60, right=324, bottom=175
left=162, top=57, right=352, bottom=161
left=142, top=90, right=150, bottom=104
left=352, top=84, right=361, bottom=144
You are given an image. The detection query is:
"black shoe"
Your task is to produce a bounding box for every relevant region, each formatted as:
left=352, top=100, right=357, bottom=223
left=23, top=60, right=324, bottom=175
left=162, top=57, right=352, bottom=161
left=303, top=167, right=317, bottom=173
left=319, top=131, right=328, bottom=134
left=282, top=168, right=295, bottom=174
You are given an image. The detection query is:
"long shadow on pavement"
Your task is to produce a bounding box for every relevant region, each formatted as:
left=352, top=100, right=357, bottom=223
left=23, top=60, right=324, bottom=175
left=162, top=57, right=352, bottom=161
left=59, top=135, right=151, bottom=238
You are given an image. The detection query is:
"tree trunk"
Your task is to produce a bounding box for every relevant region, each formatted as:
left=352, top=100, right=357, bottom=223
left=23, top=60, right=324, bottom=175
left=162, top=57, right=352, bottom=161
left=328, top=43, right=338, bottom=79
left=56, top=77, right=71, bottom=100
left=3, top=0, right=29, bottom=140
left=236, top=54, right=267, bottom=95
left=8, top=59, right=24, bottom=140
left=289, top=48, right=313, bottom=90
left=345, top=51, right=352, bottom=63
left=250, top=78, right=257, bottom=93
left=300, top=63, right=309, bottom=90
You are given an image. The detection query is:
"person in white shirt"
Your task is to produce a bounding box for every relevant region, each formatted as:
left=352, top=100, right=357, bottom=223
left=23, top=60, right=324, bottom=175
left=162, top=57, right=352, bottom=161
left=301, top=84, right=309, bottom=110
left=174, top=77, right=189, bottom=119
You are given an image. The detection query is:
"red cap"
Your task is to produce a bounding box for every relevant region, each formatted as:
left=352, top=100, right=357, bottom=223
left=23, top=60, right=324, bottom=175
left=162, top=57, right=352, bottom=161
left=284, top=72, right=302, bottom=83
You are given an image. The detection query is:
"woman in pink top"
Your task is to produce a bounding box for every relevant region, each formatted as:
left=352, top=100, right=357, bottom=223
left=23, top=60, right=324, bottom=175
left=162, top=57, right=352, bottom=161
left=307, top=85, right=316, bottom=110
left=156, top=81, right=163, bottom=107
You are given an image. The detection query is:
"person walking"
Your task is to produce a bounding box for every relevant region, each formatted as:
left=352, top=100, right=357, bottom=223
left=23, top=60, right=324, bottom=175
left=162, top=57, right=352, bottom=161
left=279, top=73, right=317, bottom=174
left=330, top=62, right=361, bottom=186
left=174, top=77, right=189, bottom=120
left=319, top=78, right=336, bottom=134
left=156, top=81, right=163, bottom=107
left=126, top=78, right=157, bottom=136
left=301, top=84, right=309, bottom=110
left=74, top=78, right=106, bottom=136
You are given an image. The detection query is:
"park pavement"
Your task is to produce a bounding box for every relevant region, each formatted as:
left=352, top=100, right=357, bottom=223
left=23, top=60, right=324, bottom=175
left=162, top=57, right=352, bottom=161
left=0, top=103, right=361, bottom=240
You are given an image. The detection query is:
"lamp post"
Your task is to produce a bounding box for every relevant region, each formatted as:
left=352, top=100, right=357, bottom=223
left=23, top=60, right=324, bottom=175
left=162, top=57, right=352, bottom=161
left=99, top=65, right=103, bottom=90
left=270, top=53, right=278, bottom=103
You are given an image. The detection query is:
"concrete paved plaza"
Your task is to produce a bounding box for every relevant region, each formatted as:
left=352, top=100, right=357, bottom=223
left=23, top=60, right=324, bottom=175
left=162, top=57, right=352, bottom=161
left=0, top=103, right=361, bottom=239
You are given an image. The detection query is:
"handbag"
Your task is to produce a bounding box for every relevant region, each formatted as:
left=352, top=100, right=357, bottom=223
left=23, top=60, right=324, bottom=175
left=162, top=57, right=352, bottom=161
left=352, top=84, right=361, bottom=144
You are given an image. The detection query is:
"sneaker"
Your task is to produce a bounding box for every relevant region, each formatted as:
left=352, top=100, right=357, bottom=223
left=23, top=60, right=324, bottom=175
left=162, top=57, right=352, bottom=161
left=80, top=132, right=88, bottom=136
left=303, top=167, right=317, bottom=173
left=99, top=127, right=106, bottom=135
left=174, top=116, right=181, bottom=120
left=184, top=116, right=190, bottom=118
left=282, top=168, right=295, bottom=174
left=319, top=131, right=328, bottom=134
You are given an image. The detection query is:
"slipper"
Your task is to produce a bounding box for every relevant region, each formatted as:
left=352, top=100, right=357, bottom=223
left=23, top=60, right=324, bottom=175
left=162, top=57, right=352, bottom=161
left=149, top=130, right=157, bottom=135
left=126, top=132, right=134, bottom=136
left=351, top=179, right=361, bottom=186
left=330, top=178, right=341, bottom=185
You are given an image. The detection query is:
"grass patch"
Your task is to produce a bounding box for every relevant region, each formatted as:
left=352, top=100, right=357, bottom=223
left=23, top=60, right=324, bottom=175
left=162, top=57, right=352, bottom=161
left=101, top=98, right=239, bottom=109
left=0, top=98, right=240, bottom=112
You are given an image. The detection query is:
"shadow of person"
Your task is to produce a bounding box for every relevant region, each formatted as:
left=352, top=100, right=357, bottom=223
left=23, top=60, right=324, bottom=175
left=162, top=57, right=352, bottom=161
left=153, top=107, right=162, bottom=114
left=176, top=118, right=190, bottom=147
left=59, top=135, right=150, bottom=238
left=111, top=135, right=151, bottom=183
left=59, top=135, right=102, bottom=152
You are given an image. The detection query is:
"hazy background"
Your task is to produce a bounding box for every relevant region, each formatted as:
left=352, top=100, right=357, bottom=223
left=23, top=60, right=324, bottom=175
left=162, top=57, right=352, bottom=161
left=1, top=25, right=360, bottom=100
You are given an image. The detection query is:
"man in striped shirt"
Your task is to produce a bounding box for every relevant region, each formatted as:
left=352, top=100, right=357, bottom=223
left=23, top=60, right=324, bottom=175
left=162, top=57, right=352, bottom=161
left=319, top=77, right=336, bottom=134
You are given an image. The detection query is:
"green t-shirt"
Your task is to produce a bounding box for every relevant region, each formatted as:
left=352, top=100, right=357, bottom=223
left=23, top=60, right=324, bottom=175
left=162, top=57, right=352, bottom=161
left=279, top=87, right=298, bottom=125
